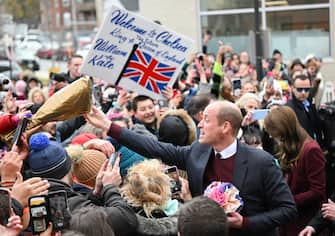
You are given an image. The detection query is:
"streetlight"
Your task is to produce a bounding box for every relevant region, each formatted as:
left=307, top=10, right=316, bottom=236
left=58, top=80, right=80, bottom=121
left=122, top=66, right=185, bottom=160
left=254, top=0, right=263, bottom=82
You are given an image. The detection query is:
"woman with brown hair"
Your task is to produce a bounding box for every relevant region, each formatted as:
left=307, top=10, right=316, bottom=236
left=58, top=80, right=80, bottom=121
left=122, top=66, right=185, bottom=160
left=264, top=106, right=326, bottom=236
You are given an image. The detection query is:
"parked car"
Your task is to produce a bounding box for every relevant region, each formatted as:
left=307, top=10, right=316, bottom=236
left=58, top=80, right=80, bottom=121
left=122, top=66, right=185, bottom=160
left=36, top=41, right=59, bottom=59
left=0, top=59, right=23, bottom=81
left=15, top=49, right=40, bottom=71
left=37, top=46, right=54, bottom=59
left=54, top=46, right=73, bottom=61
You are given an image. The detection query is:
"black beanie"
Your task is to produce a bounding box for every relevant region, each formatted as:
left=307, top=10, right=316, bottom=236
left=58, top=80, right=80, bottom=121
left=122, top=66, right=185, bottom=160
left=158, top=115, right=189, bottom=146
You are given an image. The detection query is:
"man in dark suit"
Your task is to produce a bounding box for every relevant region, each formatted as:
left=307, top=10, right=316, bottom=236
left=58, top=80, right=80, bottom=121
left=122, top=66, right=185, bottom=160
left=85, top=101, right=297, bottom=236
left=287, top=74, right=324, bottom=145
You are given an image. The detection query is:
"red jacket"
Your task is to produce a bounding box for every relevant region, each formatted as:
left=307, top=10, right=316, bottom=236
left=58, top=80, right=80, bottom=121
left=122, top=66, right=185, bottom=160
left=280, top=140, right=326, bottom=236
left=0, top=114, right=19, bottom=134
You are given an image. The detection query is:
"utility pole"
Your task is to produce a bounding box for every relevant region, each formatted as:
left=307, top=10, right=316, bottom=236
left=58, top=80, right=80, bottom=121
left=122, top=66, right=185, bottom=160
left=254, top=0, right=263, bottom=82
left=71, top=0, right=78, bottom=51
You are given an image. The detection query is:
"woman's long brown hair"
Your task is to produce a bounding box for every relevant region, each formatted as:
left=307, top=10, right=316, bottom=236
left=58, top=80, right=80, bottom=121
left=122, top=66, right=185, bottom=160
left=264, top=106, right=311, bottom=173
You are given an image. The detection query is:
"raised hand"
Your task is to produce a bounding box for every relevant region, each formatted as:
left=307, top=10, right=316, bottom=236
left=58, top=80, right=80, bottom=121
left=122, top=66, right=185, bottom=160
left=83, top=138, right=115, bottom=157
left=84, top=106, right=111, bottom=132
left=11, top=172, right=49, bottom=207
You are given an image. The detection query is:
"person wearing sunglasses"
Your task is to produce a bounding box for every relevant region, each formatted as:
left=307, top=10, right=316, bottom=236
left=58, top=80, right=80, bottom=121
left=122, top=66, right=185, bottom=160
left=287, top=74, right=324, bottom=146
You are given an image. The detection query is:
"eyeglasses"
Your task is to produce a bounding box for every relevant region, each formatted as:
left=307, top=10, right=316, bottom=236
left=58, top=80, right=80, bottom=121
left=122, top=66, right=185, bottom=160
left=295, top=87, right=311, bottom=93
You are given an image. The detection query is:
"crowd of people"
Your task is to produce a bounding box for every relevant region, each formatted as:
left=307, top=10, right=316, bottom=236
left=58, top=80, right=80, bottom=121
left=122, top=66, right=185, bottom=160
left=0, top=34, right=334, bottom=236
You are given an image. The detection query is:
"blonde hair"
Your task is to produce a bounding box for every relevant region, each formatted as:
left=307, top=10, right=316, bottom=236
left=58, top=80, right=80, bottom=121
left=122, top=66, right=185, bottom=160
left=120, top=159, right=171, bottom=217
left=28, top=87, right=47, bottom=103
left=235, top=92, right=261, bottom=109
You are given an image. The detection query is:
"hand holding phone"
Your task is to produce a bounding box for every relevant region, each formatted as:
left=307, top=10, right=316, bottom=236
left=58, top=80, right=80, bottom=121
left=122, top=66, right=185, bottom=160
left=48, top=190, right=70, bottom=231
left=12, top=114, right=31, bottom=147
left=29, top=195, right=49, bottom=234
left=0, top=188, right=11, bottom=226
left=165, top=166, right=182, bottom=197
left=232, top=78, right=241, bottom=97
left=109, top=151, right=120, bottom=167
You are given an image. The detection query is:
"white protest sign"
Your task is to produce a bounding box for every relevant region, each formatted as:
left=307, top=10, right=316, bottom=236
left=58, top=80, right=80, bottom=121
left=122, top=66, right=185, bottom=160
left=80, top=5, right=193, bottom=100
left=320, top=81, right=335, bottom=104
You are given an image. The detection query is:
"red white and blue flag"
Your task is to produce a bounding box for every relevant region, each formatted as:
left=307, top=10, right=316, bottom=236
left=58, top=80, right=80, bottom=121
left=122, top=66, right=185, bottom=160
left=122, top=49, right=176, bottom=94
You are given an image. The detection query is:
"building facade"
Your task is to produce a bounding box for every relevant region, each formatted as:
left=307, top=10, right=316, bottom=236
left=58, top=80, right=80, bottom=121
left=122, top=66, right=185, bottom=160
left=139, top=0, right=335, bottom=80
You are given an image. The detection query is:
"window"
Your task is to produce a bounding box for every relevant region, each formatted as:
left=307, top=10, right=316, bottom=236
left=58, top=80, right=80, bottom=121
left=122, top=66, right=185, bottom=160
left=265, top=0, right=328, bottom=7
left=201, top=13, right=258, bottom=55
left=62, top=0, right=70, bottom=7
left=55, top=13, right=60, bottom=28
left=200, top=0, right=253, bottom=11
left=63, top=12, right=71, bottom=27
left=199, top=0, right=330, bottom=60
left=267, top=8, right=330, bottom=59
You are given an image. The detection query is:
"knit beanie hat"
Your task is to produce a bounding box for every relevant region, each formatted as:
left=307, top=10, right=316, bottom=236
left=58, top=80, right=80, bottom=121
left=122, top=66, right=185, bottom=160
left=29, top=133, right=72, bottom=179
left=66, top=145, right=107, bottom=187
left=71, top=133, right=98, bottom=145
left=118, top=145, right=145, bottom=176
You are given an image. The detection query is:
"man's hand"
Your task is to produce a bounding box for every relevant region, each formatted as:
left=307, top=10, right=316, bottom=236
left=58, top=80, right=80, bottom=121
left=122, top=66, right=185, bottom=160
left=84, top=106, right=111, bottom=132
left=298, top=226, right=316, bottom=236
left=321, top=199, right=335, bottom=221
left=0, top=152, right=23, bottom=182
left=227, top=212, right=243, bottom=229
left=83, top=139, right=115, bottom=157
left=11, top=172, right=49, bottom=207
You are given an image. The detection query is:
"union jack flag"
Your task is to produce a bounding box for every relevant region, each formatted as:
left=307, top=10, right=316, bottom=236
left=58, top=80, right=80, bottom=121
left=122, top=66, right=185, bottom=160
left=122, top=49, right=176, bottom=94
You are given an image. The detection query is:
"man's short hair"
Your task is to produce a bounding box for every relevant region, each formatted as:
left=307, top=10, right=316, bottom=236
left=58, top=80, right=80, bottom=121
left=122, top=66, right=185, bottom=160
left=68, top=54, right=83, bottom=65
left=216, top=102, right=243, bottom=137
left=178, top=196, right=228, bottom=236
left=292, top=74, right=311, bottom=85
left=132, top=95, right=153, bottom=111
left=186, top=94, right=211, bottom=117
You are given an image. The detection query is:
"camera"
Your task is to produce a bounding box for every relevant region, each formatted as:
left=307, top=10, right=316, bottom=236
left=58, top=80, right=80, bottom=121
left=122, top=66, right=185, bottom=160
left=196, top=53, right=203, bottom=61
left=50, top=72, right=68, bottom=83
left=0, top=74, right=10, bottom=86
left=103, top=87, right=119, bottom=103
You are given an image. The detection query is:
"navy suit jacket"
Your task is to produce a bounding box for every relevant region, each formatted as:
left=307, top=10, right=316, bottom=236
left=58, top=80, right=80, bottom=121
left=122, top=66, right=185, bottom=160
left=116, top=128, right=297, bottom=235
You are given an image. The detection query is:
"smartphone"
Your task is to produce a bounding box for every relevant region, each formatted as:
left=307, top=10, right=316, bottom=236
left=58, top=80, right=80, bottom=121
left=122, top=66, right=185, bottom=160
left=252, top=109, right=270, bottom=120
left=232, top=78, right=241, bottom=97
left=224, top=53, right=232, bottom=59
left=109, top=151, right=120, bottom=167
left=12, top=117, right=29, bottom=146
left=48, top=190, right=69, bottom=231
left=158, top=99, right=169, bottom=108
left=0, top=188, right=11, bottom=226
left=165, top=166, right=181, bottom=195
left=29, top=196, right=49, bottom=234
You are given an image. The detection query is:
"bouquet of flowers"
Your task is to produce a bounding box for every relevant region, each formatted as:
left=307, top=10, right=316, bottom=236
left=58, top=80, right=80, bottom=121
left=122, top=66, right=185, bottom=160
left=204, top=181, right=243, bottom=213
